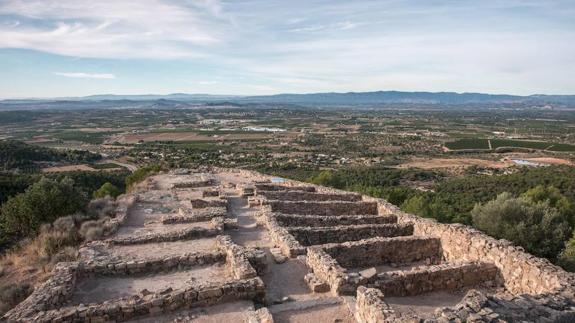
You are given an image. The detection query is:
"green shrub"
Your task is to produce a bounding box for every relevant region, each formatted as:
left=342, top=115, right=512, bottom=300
left=471, top=193, right=571, bottom=260
left=0, top=177, right=86, bottom=242
left=93, top=182, right=121, bottom=199
left=125, top=164, right=162, bottom=190
left=558, top=233, right=575, bottom=271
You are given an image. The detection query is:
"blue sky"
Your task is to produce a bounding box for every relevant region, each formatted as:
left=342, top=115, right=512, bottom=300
left=0, top=0, right=574, bottom=98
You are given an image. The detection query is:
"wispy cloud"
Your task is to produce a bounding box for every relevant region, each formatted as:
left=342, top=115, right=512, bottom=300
left=0, top=0, right=225, bottom=59
left=54, top=72, right=116, bottom=79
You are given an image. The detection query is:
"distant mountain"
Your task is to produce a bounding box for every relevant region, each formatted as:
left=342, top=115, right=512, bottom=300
left=241, top=91, right=575, bottom=105
left=2, top=91, right=575, bottom=110
left=79, top=93, right=240, bottom=101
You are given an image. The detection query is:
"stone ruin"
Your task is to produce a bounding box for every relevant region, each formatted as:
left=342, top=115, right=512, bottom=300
left=3, top=168, right=575, bottom=322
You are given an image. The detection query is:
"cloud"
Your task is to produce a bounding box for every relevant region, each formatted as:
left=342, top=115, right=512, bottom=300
left=0, top=0, right=225, bottom=59
left=53, top=72, right=116, bottom=79
left=1, top=0, right=575, bottom=95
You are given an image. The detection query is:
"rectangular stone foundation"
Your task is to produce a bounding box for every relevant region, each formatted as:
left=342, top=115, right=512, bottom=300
left=274, top=213, right=397, bottom=227
left=321, top=236, right=441, bottom=268
left=288, top=224, right=414, bottom=246
left=371, top=262, right=499, bottom=297
left=258, top=191, right=362, bottom=202
left=255, top=184, right=316, bottom=192
left=268, top=201, right=378, bottom=216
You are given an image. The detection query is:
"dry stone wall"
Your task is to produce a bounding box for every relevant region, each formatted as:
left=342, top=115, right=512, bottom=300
left=82, top=251, right=226, bottom=276
left=274, top=213, right=397, bottom=227
left=107, top=222, right=223, bottom=245
left=258, top=190, right=362, bottom=202
left=355, top=287, right=416, bottom=323
left=164, top=207, right=227, bottom=224
left=287, top=223, right=413, bottom=246
left=190, top=198, right=228, bottom=209
left=267, top=200, right=378, bottom=216
left=367, top=261, right=499, bottom=297
left=254, top=184, right=316, bottom=192
left=321, top=236, right=441, bottom=268
left=378, top=201, right=575, bottom=296
left=172, top=179, right=216, bottom=188
left=5, top=277, right=265, bottom=323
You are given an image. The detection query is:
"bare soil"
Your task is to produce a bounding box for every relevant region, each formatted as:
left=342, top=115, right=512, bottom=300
left=385, top=290, right=467, bottom=319
left=104, top=239, right=218, bottom=260
left=71, top=264, right=230, bottom=304
left=41, top=164, right=97, bottom=173
left=397, top=158, right=511, bottom=169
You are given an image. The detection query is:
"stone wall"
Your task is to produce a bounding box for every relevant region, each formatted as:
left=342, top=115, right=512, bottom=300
left=190, top=198, right=228, bottom=209
left=3, top=262, right=79, bottom=321
left=355, top=287, right=414, bottom=323
left=368, top=261, right=499, bottom=297
left=5, top=277, right=265, bottom=323
left=216, top=235, right=258, bottom=279
left=274, top=213, right=397, bottom=227
left=202, top=189, right=220, bottom=197
left=306, top=247, right=349, bottom=294
left=172, top=179, right=216, bottom=188
left=321, top=236, right=441, bottom=268
left=101, top=194, right=137, bottom=237
left=107, top=218, right=223, bottom=245
left=258, top=191, right=361, bottom=202
left=287, top=223, right=413, bottom=246
left=254, top=184, right=316, bottom=192
left=259, top=212, right=306, bottom=257
left=377, top=200, right=575, bottom=295
left=242, top=169, right=575, bottom=297
left=164, top=207, right=227, bottom=224
left=267, top=201, right=378, bottom=216
left=82, top=251, right=226, bottom=276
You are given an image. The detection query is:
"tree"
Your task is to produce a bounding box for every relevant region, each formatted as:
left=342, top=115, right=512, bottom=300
left=401, top=195, right=430, bottom=217
left=471, top=193, right=571, bottom=260
left=93, top=182, right=121, bottom=199
left=558, top=231, right=575, bottom=271
left=0, top=177, right=86, bottom=241
left=125, top=164, right=162, bottom=189
left=522, top=185, right=575, bottom=224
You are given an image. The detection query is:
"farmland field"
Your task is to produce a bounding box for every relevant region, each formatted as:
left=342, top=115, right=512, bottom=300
left=444, top=138, right=490, bottom=150
left=446, top=138, right=575, bottom=152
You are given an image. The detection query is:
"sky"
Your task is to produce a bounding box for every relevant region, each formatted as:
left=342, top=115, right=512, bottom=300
left=0, top=0, right=574, bottom=98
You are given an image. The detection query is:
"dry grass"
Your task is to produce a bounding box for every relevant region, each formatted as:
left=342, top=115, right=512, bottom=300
left=0, top=198, right=117, bottom=315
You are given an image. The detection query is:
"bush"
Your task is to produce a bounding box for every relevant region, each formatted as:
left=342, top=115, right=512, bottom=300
left=79, top=220, right=105, bottom=241
left=558, top=232, right=575, bottom=271
left=41, top=229, right=79, bottom=258
left=93, top=182, right=121, bottom=199
left=125, top=164, right=162, bottom=190
left=0, top=283, right=32, bottom=315
left=51, top=246, right=78, bottom=263
left=87, top=197, right=117, bottom=218
left=471, top=193, right=571, bottom=260
left=0, top=177, right=86, bottom=242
